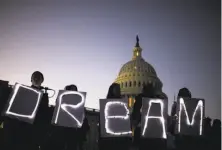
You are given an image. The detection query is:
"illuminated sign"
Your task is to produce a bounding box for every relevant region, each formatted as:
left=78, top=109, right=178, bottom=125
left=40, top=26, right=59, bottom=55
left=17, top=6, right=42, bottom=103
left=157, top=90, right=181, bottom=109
left=141, top=98, right=168, bottom=139
left=1, top=82, right=207, bottom=139
left=4, top=83, right=43, bottom=124
left=99, top=98, right=132, bottom=137
left=175, top=98, right=204, bottom=136
left=52, top=90, right=86, bottom=128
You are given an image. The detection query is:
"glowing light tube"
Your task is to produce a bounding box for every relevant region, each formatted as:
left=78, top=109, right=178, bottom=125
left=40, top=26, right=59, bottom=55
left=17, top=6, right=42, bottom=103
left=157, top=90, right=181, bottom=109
left=5, top=83, right=42, bottom=119
left=142, top=99, right=167, bottom=139
left=104, top=101, right=132, bottom=135
left=178, top=98, right=203, bottom=135
left=54, top=91, right=85, bottom=127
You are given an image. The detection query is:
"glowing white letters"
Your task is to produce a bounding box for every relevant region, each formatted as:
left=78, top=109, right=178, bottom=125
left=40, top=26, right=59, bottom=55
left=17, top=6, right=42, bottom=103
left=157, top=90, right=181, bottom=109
left=104, top=101, right=132, bottom=135
left=178, top=98, right=203, bottom=135
left=5, top=83, right=42, bottom=119
left=54, top=91, right=85, bottom=127
left=142, top=99, right=167, bottom=139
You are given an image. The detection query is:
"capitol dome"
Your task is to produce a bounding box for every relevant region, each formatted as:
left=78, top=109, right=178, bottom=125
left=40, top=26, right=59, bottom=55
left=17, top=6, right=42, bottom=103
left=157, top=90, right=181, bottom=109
left=114, top=36, right=163, bottom=97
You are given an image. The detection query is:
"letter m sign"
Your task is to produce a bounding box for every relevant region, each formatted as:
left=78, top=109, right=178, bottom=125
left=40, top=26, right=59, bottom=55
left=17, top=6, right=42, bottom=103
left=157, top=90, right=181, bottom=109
left=175, top=98, right=205, bottom=136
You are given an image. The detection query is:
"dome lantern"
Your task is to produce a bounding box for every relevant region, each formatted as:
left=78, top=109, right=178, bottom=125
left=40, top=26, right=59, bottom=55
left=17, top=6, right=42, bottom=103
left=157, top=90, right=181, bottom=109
left=132, top=35, right=143, bottom=60
left=115, top=36, right=164, bottom=97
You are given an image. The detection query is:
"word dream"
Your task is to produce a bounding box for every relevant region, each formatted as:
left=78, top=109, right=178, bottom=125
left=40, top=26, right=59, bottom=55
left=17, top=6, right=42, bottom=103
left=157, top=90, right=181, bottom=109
left=3, top=83, right=205, bottom=139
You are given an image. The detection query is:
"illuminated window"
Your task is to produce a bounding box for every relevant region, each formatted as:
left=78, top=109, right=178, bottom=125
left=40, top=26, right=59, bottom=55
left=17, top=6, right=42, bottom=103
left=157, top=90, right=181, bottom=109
left=136, top=52, right=139, bottom=56
left=129, top=97, right=132, bottom=107
left=129, top=97, right=136, bottom=108
left=134, top=66, right=137, bottom=69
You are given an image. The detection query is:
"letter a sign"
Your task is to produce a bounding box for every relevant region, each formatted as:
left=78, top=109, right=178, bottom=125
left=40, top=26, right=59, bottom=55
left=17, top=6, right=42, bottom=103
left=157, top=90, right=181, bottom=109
left=141, top=98, right=168, bottom=139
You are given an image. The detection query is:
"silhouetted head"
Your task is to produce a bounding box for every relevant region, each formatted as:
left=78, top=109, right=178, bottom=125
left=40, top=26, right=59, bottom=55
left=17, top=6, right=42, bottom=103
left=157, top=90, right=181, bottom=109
left=212, top=119, right=221, bottom=129
left=204, top=117, right=212, bottom=126
left=107, top=83, right=121, bottom=99
left=142, top=83, right=156, bottom=98
left=65, top=84, right=78, bottom=91
left=31, top=71, right=44, bottom=87
left=177, top=87, right=192, bottom=99
left=205, top=117, right=212, bottom=123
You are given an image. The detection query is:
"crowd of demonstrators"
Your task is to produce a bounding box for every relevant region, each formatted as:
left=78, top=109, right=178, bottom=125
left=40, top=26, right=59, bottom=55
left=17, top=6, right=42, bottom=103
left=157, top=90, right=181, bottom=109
left=131, top=85, right=221, bottom=150
left=0, top=71, right=221, bottom=150
left=1, top=71, right=90, bottom=150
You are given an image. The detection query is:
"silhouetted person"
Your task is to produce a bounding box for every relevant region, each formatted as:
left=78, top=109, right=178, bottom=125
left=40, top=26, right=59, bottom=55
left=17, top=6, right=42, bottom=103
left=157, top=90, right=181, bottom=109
left=2, top=84, right=18, bottom=150
left=131, top=83, right=155, bottom=145
left=106, top=83, right=121, bottom=99
left=0, top=80, right=11, bottom=124
left=0, top=81, right=11, bottom=148
left=30, top=71, right=50, bottom=150
left=171, top=87, right=192, bottom=117
left=77, top=113, right=90, bottom=150
left=168, top=101, right=177, bottom=135
left=201, top=117, right=212, bottom=150
left=99, top=83, right=131, bottom=150
left=210, top=119, right=221, bottom=150
left=178, top=87, right=192, bottom=99
left=44, top=84, right=89, bottom=150
left=64, top=85, right=90, bottom=150
left=203, top=117, right=212, bottom=137
left=3, top=71, right=47, bottom=150
left=174, top=87, right=199, bottom=150
left=132, top=83, right=167, bottom=150
left=167, top=116, right=176, bottom=150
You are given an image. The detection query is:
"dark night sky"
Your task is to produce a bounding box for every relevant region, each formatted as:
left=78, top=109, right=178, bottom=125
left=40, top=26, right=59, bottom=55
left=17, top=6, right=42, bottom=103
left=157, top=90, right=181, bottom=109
left=0, top=0, right=221, bottom=119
